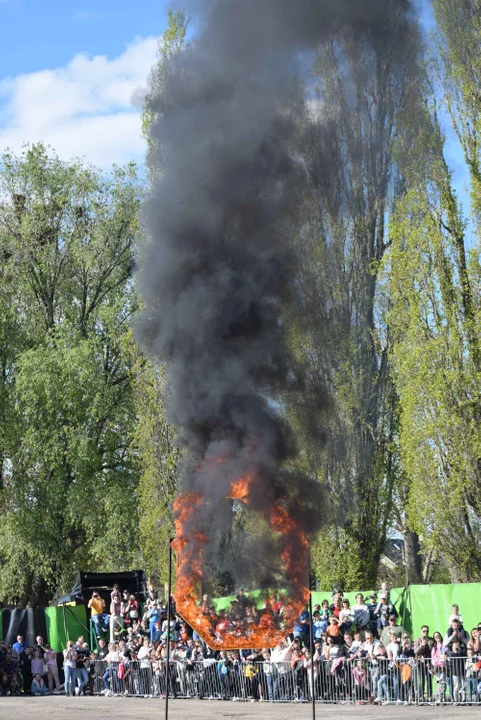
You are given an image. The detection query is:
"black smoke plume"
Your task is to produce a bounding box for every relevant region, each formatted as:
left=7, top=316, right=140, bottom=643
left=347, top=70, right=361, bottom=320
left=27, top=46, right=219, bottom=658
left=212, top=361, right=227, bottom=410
left=138, top=0, right=414, bottom=592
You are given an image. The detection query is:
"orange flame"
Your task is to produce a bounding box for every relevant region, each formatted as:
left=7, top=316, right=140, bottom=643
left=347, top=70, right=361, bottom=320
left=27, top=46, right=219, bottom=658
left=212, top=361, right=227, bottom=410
left=173, top=471, right=310, bottom=649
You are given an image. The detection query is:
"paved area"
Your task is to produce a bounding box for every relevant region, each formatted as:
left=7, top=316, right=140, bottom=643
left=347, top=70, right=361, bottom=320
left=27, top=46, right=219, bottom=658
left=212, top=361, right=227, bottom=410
left=1, top=697, right=481, bottom=720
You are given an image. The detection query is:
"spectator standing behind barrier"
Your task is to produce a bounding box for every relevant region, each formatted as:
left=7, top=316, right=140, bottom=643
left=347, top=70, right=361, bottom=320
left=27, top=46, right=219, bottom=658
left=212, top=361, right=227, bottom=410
left=293, top=608, right=310, bottom=648
left=110, top=586, right=124, bottom=643
left=414, top=625, right=433, bottom=702
left=380, top=615, right=404, bottom=647
left=44, top=643, right=60, bottom=693
left=88, top=591, right=110, bottom=637
left=352, top=594, right=370, bottom=630
left=74, top=636, right=90, bottom=695
left=63, top=641, right=77, bottom=697
left=375, top=593, right=398, bottom=635
left=448, top=641, right=466, bottom=703
left=444, top=618, right=469, bottom=651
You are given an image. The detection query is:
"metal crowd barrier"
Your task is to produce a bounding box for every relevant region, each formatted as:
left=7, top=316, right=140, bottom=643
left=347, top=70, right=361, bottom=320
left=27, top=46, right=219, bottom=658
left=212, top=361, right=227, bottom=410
left=85, top=657, right=481, bottom=705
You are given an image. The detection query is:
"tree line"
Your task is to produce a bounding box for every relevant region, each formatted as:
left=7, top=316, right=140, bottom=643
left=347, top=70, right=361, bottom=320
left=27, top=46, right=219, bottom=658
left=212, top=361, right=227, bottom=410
left=0, top=1, right=480, bottom=604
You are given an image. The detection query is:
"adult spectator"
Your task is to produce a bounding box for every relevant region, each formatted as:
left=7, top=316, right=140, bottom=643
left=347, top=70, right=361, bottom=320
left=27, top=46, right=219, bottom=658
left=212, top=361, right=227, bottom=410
left=33, top=635, right=47, bottom=654
left=366, top=593, right=379, bottom=635
left=352, top=593, right=370, bottom=630
left=101, top=642, right=120, bottom=696
left=414, top=625, right=433, bottom=702
left=74, top=636, right=90, bottom=695
left=443, top=618, right=469, bottom=650
left=380, top=615, right=404, bottom=647
left=30, top=648, right=45, bottom=686
left=1, top=652, right=21, bottom=696
left=293, top=608, right=310, bottom=647
left=110, top=586, right=124, bottom=643
left=44, top=643, right=60, bottom=694
left=20, top=647, right=32, bottom=694
left=63, top=641, right=77, bottom=697
left=467, top=627, right=481, bottom=653
left=88, top=591, right=110, bottom=638
left=12, top=635, right=27, bottom=655
left=312, top=610, right=327, bottom=639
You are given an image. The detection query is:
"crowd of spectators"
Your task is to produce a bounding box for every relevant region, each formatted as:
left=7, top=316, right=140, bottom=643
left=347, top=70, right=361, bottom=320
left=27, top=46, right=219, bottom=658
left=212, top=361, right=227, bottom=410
left=1, top=582, right=480, bottom=705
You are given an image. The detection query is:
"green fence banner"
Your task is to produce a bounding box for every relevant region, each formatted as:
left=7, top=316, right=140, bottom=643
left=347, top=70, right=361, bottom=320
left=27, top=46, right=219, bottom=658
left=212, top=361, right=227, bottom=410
left=45, top=605, right=88, bottom=651
left=211, top=583, right=481, bottom=639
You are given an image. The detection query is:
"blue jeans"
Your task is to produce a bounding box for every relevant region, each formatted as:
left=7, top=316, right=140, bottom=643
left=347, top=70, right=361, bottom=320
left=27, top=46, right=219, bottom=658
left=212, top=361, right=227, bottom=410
left=75, top=668, right=89, bottom=692
left=32, top=686, right=50, bottom=695
left=103, top=665, right=118, bottom=693
left=378, top=674, right=390, bottom=701
left=266, top=674, right=278, bottom=701
left=64, top=666, right=75, bottom=696
left=466, top=677, right=478, bottom=703
left=92, top=613, right=110, bottom=634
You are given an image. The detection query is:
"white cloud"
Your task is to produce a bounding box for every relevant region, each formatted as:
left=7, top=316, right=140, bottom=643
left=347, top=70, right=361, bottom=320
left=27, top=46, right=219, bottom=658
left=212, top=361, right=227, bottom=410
left=0, top=36, right=158, bottom=167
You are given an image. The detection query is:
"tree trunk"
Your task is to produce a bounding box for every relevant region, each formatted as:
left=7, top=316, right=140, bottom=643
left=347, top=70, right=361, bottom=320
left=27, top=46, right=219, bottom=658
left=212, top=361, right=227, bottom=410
left=403, top=527, right=422, bottom=585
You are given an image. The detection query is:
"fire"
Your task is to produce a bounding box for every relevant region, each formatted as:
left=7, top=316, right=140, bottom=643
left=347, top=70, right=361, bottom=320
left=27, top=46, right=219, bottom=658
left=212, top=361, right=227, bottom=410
left=172, top=468, right=310, bottom=649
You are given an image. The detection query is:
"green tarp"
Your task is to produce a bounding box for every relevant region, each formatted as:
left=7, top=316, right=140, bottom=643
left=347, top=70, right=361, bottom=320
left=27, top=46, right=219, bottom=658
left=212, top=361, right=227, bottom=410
left=45, top=605, right=88, bottom=651
left=212, top=583, right=481, bottom=637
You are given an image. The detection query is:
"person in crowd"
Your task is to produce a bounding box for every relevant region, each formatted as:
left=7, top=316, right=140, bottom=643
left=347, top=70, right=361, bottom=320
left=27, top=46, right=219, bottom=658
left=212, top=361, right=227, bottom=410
left=444, top=618, right=469, bottom=651
left=88, top=591, right=110, bottom=637
left=366, top=593, right=379, bottom=635
left=63, top=641, right=77, bottom=697
left=19, top=646, right=32, bottom=694
left=468, top=627, right=481, bottom=653
left=465, top=648, right=479, bottom=704
left=293, top=608, right=310, bottom=648
left=146, top=602, right=162, bottom=643
left=261, top=648, right=278, bottom=702
left=31, top=673, right=50, bottom=696
left=447, top=640, right=466, bottom=703
left=30, top=648, right=45, bottom=685
left=12, top=634, right=27, bottom=656
left=339, top=599, right=354, bottom=634
left=330, top=595, right=342, bottom=619
left=1, top=652, right=21, bottom=696
left=380, top=615, right=404, bottom=647
left=373, top=645, right=394, bottom=704
left=326, top=615, right=341, bottom=644
left=101, top=642, right=120, bottom=696
left=33, top=636, right=47, bottom=655
left=74, top=635, right=90, bottom=695
left=125, top=594, right=140, bottom=628
left=414, top=625, right=433, bottom=702
left=109, top=586, right=124, bottom=644
left=352, top=659, right=369, bottom=703
left=375, top=594, right=398, bottom=635
left=448, top=604, right=463, bottom=625
left=352, top=593, right=370, bottom=631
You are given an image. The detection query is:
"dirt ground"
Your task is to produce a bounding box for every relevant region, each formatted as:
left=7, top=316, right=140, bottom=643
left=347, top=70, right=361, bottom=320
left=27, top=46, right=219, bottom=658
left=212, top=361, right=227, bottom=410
left=1, top=696, right=481, bottom=720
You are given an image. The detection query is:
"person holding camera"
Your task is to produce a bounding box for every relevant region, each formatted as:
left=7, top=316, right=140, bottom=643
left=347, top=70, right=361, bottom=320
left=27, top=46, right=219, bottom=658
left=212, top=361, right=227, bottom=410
left=88, top=591, right=110, bottom=638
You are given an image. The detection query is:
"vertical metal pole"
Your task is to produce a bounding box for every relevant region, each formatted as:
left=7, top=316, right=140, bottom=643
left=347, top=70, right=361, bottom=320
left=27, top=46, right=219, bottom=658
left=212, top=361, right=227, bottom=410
left=165, top=538, right=173, bottom=720
left=308, top=545, right=316, bottom=720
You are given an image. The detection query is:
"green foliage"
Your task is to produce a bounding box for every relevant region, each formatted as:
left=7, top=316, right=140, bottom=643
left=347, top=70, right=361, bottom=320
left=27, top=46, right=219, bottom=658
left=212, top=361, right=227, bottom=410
left=0, top=144, right=144, bottom=603
left=141, top=8, right=188, bottom=176
left=287, top=14, right=420, bottom=587
left=387, top=22, right=481, bottom=580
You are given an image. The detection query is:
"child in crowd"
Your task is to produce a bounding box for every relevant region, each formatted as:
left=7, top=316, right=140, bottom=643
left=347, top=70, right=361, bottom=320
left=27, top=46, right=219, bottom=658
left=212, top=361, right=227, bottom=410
left=31, top=673, right=50, bottom=696
left=352, top=659, right=369, bottom=703
left=448, top=604, right=463, bottom=625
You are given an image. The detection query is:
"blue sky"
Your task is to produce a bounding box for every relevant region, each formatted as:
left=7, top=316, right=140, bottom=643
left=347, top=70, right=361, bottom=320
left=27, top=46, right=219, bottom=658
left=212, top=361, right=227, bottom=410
left=0, top=0, right=471, bottom=217
left=0, top=0, right=172, bottom=166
